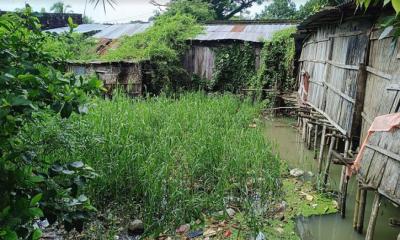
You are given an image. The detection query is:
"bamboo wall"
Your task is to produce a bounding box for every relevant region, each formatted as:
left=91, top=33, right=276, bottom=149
left=298, top=18, right=373, bottom=138
left=183, top=43, right=261, bottom=81
left=361, top=28, right=400, bottom=140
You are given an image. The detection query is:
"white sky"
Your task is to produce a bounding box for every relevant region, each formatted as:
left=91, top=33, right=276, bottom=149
left=0, top=0, right=308, bottom=23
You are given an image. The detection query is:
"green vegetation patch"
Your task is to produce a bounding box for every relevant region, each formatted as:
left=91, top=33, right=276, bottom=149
left=23, top=92, right=281, bottom=233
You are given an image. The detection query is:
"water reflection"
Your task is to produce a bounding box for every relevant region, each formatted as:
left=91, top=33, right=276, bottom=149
left=264, top=118, right=399, bottom=240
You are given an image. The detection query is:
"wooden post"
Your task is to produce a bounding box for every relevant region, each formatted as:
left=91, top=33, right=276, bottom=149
left=307, top=123, right=312, bottom=149
left=366, top=193, right=382, bottom=240
left=339, top=139, right=350, bottom=218
left=314, top=124, right=318, bottom=159
left=353, top=185, right=361, bottom=229
left=323, top=133, right=336, bottom=189
left=318, top=125, right=327, bottom=173
left=356, top=189, right=367, bottom=233
left=302, top=118, right=307, bottom=142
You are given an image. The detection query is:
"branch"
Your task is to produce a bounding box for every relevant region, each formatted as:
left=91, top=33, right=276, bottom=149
left=223, top=0, right=259, bottom=19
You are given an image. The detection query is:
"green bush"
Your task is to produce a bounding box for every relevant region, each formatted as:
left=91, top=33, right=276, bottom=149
left=0, top=8, right=102, bottom=239
left=27, top=93, right=281, bottom=233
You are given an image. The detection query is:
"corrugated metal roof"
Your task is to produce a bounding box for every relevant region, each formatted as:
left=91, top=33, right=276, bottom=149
left=192, top=23, right=297, bottom=43
left=93, top=23, right=152, bottom=39
left=47, top=24, right=109, bottom=34
left=46, top=23, right=152, bottom=39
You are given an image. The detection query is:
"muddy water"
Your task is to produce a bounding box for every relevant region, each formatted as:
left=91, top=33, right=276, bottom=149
left=264, top=118, right=400, bottom=240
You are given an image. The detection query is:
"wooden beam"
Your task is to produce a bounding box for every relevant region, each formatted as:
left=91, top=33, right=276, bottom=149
left=329, top=30, right=366, bottom=38
left=324, top=82, right=356, bottom=104
left=327, top=60, right=359, bottom=70
left=366, top=66, right=392, bottom=80
left=306, top=101, right=348, bottom=136
left=365, top=144, right=400, bottom=162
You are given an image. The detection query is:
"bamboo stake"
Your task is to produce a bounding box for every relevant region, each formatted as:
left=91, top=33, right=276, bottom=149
left=365, top=193, right=382, bottom=240
left=339, top=139, right=350, bottom=218
left=353, top=184, right=361, bottom=229
left=323, top=133, right=336, bottom=189
left=318, top=125, right=327, bottom=174
left=314, top=124, right=318, bottom=159
left=356, top=189, right=367, bottom=233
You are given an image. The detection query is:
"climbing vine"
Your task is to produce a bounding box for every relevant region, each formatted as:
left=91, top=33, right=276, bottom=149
left=210, top=43, right=257, bottom=93
left=250, top=27, right=296, bottom=100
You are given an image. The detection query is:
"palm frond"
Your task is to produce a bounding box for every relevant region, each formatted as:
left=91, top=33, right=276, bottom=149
left=89, top=0, right=117, bottom=13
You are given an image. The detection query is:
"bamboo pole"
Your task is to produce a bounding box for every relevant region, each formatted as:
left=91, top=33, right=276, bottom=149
left=323, top=133, right=336, bottom=189
left=365, top=193, right=382, bottom=240
left=307, top=123, right=312, bottom=149
left=339, top=139, right=350, bottom=218
left=318, top=125, right=327, bottom=173
left=314, top=124, right=318, bottom=159
left=353, top=184, right=361, bottom=229
left=356, top=189, right=367, bottom=233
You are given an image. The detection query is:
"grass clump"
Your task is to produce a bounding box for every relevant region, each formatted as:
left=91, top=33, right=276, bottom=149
left=23, top=92, right=281, bottom=233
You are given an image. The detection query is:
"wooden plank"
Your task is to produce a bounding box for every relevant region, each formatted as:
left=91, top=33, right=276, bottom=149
left=324, top=82, right=356, bottom=104
left=366, top=66, right=392, bottom=80
left=327, top=60, right=359, bottom=70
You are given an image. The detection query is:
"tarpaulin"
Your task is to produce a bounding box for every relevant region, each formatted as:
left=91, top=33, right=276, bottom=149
left=349, top=112, right=400, bottom=177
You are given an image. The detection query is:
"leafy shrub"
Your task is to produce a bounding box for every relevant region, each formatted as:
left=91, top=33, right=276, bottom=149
left=28, top=93, right=281, bottom=233
left=42, top=32, right=98, bottom=61
left=0, top=8, right=102, bottom=239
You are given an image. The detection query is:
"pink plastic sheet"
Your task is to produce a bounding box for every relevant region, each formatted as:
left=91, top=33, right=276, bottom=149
left=349, top=112, right=400, bottom=177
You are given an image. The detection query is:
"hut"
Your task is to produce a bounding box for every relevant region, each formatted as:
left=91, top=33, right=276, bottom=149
left=68, top=60, right=152, bottom=97
left=184, top=20, right=297, bottom=81
left=295, top=2, right=400, bottom=239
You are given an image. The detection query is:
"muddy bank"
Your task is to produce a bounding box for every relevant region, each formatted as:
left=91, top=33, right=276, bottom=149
left=264, top=117, right=399, bottom=240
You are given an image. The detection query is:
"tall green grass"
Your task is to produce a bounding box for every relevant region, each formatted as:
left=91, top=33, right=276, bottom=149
left=23, top=92, right=281, bottom=231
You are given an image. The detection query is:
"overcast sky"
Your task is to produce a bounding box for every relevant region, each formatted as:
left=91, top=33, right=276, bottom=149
left=0, top=0, right=308, bottom=23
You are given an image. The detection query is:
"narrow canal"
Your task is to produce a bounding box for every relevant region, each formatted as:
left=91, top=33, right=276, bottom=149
left=264, top=117, right=399, bottom=240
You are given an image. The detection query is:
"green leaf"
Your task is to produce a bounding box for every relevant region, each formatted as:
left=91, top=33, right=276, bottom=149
left=4, top=230, right=17, bottom=240
left=70, top=161, right=84, bottom=169
left=30, top=193, right=42, bottom=206
left=9, top=95, right=31, bottom=106
left=31, top=229, right=42, bottom=240
left=30, top=175, right=44, bottom=183
left=392, top=0, right=400, bottom=14
left=28, top=207, right=44, bottom=218
left=384, top=0, right=391, bottom=5
left=60, top=102, right=73, bottom=118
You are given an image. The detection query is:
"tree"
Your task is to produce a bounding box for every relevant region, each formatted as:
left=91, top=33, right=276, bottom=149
left=50, top=1, right=72, bottom=14
left=257, top=0, right=297, bottom=19
left=152, top=0, right=264, bottom=20
left=296, top=0, right=329, bottom=19
left=161, top=0, right=215, bottom=22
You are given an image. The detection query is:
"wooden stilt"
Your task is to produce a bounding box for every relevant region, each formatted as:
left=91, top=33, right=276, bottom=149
left=323, top=133, right=336, bottom=189
left=353, top=185, right=361, bottom=229
left=313, top=124, right=318, bottom=159
left=339, top=140, right=350, bottom=218
left=302, top=118, right=307, bottom=142
left=365, top=193, right=382, bottom=240
left=318, top=125, right=327, bottom=174
left=356, top=189, right=367, bottom=233
left=307, top=123, right=312, bottom=149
